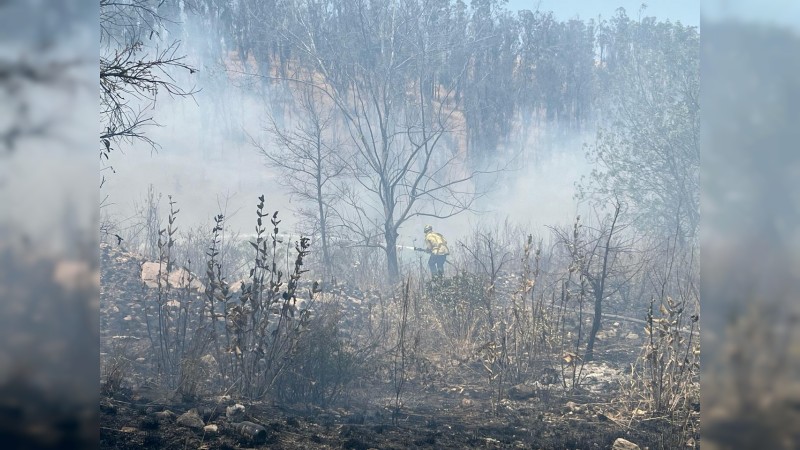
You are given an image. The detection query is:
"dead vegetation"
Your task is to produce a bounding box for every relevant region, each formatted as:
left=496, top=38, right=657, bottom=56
left=100, top=193, right=699, bottom=449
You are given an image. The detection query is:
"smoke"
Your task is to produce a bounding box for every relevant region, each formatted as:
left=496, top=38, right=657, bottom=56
left=486, top=131, right=593, bottom=231
left=100, top=16, right=296, bottom=237
left=397, top=127, right=593, bottom=253
left=101, top=9, right=598, bottom=269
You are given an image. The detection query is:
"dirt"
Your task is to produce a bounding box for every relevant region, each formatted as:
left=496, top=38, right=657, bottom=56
left=101, top=375, right=692, bottom=450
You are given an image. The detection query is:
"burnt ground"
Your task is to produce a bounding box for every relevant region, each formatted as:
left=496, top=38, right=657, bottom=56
left=100, top=243, right=699, bottom=449
left=100, top=339, right=698, bottom=450
left=100, top=376, right=689, bottom=450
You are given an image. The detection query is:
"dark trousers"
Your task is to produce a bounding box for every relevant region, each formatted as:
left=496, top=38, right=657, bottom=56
left=428, top=254, right=446, bottom=276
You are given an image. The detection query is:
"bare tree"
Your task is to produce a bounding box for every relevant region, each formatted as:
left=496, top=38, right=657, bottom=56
left=253, top=85, right=344, bottom=275
left=552, top=200, right=643, bottom=362
left=281, top=0, right=498, bottom=281
left=581, top=201, right=630, bottom=361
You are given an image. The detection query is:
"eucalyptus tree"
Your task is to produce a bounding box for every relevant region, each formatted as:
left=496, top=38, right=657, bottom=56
left=581, top=11, right=699, bottom=244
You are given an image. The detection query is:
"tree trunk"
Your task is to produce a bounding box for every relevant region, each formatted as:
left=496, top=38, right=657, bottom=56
left=585, top=203, right=620, bottom=361
left=316, top=159, right=330, bottom=276
left=318, top=202, right=330, bottom=275
left=385, top=227, right=400, bottom=282
left=585, top=290, right=603, bottom=361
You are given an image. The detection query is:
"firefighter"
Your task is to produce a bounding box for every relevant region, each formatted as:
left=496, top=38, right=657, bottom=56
left=420, top=224, right=449, bottom=277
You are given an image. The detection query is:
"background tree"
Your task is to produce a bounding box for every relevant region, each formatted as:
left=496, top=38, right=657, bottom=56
left=253, top=85, right=344, bottom=275
left=580, top=11, right=699, bottom=244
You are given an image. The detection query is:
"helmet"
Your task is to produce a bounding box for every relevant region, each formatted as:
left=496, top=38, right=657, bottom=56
left=424, top=225, right=433, bottom=233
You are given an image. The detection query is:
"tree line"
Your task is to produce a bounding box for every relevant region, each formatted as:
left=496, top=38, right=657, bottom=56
left=101, top=0, right=698, bottom=279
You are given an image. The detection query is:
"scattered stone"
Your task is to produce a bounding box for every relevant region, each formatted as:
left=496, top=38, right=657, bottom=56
left=155, top=410, right=175, bottom=420
left=625, top=333, right=640, bottom=340
left=599, top=328, right=617, bottom=339
left=197, top=406, right=221, bottom=422
left=214, top=394, right=232, bottom=404
left=226, top=403, right=246, bottom=422
left=612, top=437, right=641, bottom=450
left=539, top=367, right=560, bottom=385
left=565, top=401, right=581, bottom=413
left=461, top=398, right=474, bottom=407
left=507, top=384, right=536, bottom=401
left=139, top=415, right=159, bottom=430
left=203, top=424, right=219, bottom=435
left=100, top=400, right=117, bottom=415
left=120, top=426, right=137, bottom=433
left=176, top=409, right=205, bottom=429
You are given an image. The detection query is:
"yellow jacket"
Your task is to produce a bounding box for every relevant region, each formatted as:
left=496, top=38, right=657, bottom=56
left=425, top=232, right=449, bottom=256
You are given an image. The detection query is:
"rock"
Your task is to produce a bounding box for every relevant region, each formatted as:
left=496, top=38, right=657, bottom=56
left=139, top=415, right=159, bottom=430
left=120, top=426, right=137, bottom=433
left=197, top=406, right=222, bottom=422
left=226, top=403, right=246, bottom=421
left=612, top=437, right=641, bottom=450
left=140, top=262, right=205, bottom=291
left=176, top=409, right=205, bottom=429
left=232, top=421, right=267, bottom=443
left=214, top=394, right=232, bottom=404
left=461, top=398, right=474, bottom=407
left=203, top=424, right=219, bottom=435
left=507, top=384, right=536, bottom=401
left=625, top=333, right=640, bottom=340
left=569, top=401, right=580, bottom=411
left=539, top=367, right=559, bottom=385
left=562, top=402, right=583, bottom=414
left=165, top=300, right=181, bottom=308
left=100, top=399, right=117, bottom=415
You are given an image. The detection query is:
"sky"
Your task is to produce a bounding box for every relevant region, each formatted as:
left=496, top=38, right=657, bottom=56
left=506, top=0, right=800, bottom=30
left=506, top=0, right=699, bottom=26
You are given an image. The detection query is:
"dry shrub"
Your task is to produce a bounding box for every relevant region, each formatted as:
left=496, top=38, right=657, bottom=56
left=272, top=301, right=362, bottom=407
left=101, top=337, right=135, bottom=396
